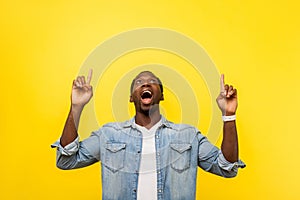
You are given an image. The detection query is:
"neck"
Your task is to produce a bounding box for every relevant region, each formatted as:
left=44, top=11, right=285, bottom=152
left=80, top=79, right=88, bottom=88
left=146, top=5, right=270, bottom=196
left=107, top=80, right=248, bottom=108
left=135, top=107, right=161, bottom=129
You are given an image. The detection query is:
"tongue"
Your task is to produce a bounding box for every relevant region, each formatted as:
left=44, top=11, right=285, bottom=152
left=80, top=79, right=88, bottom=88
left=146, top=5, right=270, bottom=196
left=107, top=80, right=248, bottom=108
left=141, top=98, right=152, bottom=105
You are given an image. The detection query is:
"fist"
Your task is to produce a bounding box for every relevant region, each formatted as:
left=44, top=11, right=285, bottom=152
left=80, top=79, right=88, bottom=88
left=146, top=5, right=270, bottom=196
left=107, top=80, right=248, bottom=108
left=71, top=69, right=93, bottom=108
left=216, top=74, right=238, bottom=116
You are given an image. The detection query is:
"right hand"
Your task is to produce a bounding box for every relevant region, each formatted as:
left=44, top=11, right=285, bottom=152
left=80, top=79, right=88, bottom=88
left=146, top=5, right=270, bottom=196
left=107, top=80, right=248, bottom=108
left=216, top=74, right=238, bottom=116
left=71, top=69, right=93, bottom=108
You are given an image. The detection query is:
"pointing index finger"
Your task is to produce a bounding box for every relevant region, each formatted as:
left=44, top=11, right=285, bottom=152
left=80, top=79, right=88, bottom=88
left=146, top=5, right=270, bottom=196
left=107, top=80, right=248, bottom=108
left=220, top=74, right=225, bottom=92
left=87, top=69, right=93, bottom=84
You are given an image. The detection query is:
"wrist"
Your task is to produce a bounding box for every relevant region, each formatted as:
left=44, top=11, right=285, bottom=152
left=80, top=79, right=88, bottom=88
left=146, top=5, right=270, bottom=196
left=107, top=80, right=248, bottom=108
left=222, top=114, right=236, bottom=122
left=71, top=104, right=84, bottom=113
left=225, top=112, right=236, bottom=116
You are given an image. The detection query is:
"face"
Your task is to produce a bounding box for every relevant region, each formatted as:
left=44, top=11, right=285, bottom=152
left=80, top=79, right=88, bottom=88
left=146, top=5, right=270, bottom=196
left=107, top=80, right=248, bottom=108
left=130, top=72, right=164, bottom=114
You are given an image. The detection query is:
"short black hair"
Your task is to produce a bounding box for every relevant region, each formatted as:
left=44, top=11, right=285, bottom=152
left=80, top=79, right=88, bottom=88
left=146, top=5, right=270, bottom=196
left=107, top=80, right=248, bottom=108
left=130, top=71, right=163, bottom=94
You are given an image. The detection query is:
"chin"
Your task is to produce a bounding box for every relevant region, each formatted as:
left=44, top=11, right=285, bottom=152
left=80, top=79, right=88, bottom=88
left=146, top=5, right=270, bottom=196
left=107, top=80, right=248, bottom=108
left=141, top=104, right=159, bottom=114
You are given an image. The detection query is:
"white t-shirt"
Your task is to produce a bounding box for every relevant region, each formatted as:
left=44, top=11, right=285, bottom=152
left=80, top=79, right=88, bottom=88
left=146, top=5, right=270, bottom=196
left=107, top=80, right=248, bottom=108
left=135, top=119, right=162, bottom=200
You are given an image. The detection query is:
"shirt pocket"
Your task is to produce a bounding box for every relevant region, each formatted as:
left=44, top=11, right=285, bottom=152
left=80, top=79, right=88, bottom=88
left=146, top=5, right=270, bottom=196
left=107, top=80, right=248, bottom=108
left=104, top=143, right=126, bottom=173
left=170, top=143, right=192, bottom=172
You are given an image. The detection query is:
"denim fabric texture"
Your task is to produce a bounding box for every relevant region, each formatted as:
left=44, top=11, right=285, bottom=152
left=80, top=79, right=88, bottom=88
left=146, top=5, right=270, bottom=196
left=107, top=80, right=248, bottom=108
left=52, top=116, right=245, bottom=200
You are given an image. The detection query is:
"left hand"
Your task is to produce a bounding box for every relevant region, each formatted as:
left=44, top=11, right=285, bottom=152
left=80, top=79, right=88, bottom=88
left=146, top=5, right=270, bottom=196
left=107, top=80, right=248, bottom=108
left=216, top=74, right=238, bottom=115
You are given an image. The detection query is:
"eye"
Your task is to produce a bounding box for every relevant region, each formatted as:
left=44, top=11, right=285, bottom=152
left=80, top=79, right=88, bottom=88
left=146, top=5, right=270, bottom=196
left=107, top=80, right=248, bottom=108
left=149, top=79, right=158, bottom=84
left=135, top=79, right=143, bottom=85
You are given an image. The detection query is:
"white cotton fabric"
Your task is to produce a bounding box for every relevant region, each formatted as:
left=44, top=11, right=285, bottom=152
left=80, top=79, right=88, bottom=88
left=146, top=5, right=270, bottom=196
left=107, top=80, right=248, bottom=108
left=135, top=120, right=162, bottom=200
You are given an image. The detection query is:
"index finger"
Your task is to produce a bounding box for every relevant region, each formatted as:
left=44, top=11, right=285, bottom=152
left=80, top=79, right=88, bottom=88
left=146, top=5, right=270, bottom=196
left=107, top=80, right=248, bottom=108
left=220, top=74, right=225, bottom=91
left=87, top=69, right=93, bottom=84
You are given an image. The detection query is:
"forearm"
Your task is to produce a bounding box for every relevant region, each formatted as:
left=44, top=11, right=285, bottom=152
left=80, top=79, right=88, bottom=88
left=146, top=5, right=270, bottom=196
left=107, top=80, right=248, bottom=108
left=221, top=120, right=238, bottom=162
left=60, top=105, right=84, bottom=147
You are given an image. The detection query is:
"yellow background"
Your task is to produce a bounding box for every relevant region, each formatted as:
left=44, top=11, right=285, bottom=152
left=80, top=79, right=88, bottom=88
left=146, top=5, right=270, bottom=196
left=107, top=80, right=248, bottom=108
left=1, top=0, right=300, bottom=199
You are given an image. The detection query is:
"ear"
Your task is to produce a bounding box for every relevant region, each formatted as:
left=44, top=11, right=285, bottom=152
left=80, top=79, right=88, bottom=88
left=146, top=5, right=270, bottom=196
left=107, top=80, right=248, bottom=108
left=160, top=93, right=164, bottom=101
left=130, top=95, right=133, bottom=102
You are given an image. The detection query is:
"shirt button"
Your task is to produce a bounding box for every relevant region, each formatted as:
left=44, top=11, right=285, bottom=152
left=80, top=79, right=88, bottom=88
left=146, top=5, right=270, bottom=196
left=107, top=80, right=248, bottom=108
left=158, top=171, right=161, bottom=174
left=158, top=189, right=162, bottom=193
left=157, top=152, right=160, bottom=156
left=133, top=189, right=137, bottom=193
left=156, top=135, right=159, bottom=139
left=137, top=150, right=141, bottom=153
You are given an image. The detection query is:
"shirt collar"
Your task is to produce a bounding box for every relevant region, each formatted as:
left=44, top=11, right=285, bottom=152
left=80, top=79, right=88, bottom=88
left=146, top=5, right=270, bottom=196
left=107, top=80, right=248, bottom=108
left=122, top=115, right=172, bottom=129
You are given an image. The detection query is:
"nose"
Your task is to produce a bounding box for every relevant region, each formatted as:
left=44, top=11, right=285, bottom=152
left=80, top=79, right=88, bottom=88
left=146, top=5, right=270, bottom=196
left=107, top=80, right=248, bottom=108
left=141, top=82, right=151, bottom=87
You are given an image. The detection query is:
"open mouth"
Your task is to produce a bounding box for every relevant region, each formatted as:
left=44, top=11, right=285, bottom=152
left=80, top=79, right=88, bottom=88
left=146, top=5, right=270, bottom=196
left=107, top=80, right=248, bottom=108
left=141, top=90, right=153, bottom=104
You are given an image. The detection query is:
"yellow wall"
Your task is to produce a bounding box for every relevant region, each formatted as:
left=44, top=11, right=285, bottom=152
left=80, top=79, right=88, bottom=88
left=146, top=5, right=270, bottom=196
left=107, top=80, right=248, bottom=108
left=1, top=1, right=300, bottom=199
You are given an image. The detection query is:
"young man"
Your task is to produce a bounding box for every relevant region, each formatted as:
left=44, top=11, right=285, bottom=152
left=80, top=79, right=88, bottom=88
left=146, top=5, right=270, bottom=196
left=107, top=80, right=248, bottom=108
left=52, top=70, right=245, bottom=200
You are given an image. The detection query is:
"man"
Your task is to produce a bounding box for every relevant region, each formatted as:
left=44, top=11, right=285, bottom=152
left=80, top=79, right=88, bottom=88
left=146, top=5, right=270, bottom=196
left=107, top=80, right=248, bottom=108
left=52, top=69, right=245, bottom=200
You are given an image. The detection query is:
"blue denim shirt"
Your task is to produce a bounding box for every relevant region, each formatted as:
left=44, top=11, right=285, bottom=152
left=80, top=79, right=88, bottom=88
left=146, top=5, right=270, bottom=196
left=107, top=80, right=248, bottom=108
left=52, top=116, right=245, bottom=200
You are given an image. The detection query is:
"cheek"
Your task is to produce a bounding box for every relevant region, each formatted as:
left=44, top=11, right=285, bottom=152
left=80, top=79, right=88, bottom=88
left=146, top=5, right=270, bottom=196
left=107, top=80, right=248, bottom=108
left=131, top=93, right=140, bottom=101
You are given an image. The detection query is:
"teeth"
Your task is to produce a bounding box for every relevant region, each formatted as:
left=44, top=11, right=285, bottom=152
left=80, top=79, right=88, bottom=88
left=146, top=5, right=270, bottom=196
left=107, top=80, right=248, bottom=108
left=141, top=90, right=152, bottom=99
left=142, top=90, right=152, bottom=95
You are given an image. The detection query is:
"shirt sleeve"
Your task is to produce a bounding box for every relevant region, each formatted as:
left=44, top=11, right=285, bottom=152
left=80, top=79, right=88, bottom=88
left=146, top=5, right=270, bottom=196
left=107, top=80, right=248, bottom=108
left=217, top=150, right=246, bottom=172
left=51, top=131, right=101, bottom=170
left=197, top=133, right=245, bottom=178
left=51, top=137, right=80, bottom=156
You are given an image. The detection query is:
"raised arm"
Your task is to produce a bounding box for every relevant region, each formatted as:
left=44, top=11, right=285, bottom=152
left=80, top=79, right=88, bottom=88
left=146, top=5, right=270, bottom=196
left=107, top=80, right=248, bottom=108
left=216, top=74, right=238, bottom=162
left=60, top=69, right=93, bottom=147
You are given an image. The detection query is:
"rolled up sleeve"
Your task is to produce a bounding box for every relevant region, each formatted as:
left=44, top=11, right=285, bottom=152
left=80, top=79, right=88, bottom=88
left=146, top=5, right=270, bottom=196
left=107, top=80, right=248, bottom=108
left=217, top=150, right=246, bottom=173
left=51, top=131, right=101, bottom=170
left=51, top=137, right=80, bottom=156
left=198, top=133, right=245, bottom=178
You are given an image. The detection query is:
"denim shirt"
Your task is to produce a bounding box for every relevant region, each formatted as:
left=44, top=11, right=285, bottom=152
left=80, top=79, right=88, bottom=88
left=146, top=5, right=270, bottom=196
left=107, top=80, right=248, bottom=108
left=52, top=116, right=245, bottom=200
